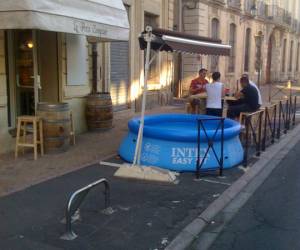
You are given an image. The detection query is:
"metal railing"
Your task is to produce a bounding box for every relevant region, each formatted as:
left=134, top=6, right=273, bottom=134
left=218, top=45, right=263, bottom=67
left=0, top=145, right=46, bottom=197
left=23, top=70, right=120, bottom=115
left=240, top=110, right=264, bottom=166
left=196, top=118, right=225, bottom=178
left=241, top=97, right=297, bottom=166
left=276, top=100, right=288, bottom=138
left=60, top=178, right=110, bottom=241
left=262, top=104, right=277, bottom=151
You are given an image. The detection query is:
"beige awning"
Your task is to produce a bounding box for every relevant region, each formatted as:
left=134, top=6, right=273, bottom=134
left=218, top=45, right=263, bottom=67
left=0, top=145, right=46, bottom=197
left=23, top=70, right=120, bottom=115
left=0, top=0, right=129, bottom=41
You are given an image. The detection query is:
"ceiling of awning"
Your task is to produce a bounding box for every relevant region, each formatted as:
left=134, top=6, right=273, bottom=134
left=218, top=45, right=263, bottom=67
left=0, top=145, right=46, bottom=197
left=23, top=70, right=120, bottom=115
left=0, top=0, right=129, bottom=41
left=139, top=28, right=231, bottom=56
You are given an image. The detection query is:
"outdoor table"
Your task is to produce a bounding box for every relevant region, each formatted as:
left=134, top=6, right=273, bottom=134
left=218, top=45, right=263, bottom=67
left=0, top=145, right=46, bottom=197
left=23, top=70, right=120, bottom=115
left=189, top=93, right=237, bottom=114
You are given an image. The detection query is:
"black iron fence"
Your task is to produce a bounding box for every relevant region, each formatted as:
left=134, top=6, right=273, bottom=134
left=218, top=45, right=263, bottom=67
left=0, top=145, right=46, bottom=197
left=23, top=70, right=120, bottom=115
left=196, top=117, right=225, bottom=178
left=241, top=97, right=297, bottom=166
left=195, top=96, right=298, bottom=176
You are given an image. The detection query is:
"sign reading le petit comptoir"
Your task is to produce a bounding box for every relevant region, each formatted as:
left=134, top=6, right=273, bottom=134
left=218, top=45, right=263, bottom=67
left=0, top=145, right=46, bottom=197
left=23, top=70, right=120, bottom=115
left=73, top=20, right=108, bottom=37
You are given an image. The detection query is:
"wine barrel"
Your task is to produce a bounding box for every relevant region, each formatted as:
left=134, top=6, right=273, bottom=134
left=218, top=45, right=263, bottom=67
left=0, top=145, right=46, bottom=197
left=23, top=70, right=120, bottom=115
left=86, top=93, right=113, bottom=131
left=37, top=102, right=71, bottom=153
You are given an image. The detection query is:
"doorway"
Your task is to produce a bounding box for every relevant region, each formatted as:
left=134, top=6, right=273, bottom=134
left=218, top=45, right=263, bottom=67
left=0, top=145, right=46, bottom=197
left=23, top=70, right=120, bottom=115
left=6, top=30, right=59, bottom=127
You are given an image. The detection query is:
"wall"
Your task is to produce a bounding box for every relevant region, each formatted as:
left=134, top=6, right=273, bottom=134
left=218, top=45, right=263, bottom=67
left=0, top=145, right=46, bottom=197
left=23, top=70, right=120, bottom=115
left=0, top=31, right=13, bottom=154
left=59, top=33, right=92, bottom=134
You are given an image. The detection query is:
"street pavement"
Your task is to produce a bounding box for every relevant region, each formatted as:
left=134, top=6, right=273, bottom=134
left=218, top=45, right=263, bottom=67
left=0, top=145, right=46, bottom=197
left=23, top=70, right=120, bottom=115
left=0, top=158, right=245, bottom=250
left=197, top=140, right=300, bottom=250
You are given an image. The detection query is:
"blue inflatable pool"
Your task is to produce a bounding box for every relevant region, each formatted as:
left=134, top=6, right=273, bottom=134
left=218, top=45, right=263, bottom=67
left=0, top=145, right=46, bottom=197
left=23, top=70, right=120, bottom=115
left=119, top=114, right=244, bottom=172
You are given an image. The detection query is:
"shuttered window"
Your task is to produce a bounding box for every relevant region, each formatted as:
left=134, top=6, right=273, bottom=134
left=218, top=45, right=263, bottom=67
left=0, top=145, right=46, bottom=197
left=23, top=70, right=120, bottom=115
left=110, top=5, right=130, bottom=111
left=210, top=18, right=219, bottom=72
left=144, top=12, right=159, bottom=83
left=244, top=28, right=251, bottom=72
left=228, top=23, right=236, bottom=73
left=296, top=43, right=300, bottom=72
left=282, top=39, right=287, bottom=72
left=289, top=40, right=293, bottom=72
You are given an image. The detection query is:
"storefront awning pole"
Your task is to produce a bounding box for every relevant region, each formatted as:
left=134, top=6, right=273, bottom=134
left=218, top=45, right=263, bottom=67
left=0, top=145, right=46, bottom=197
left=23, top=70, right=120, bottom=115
left=132, top=26, right=153, bottom=166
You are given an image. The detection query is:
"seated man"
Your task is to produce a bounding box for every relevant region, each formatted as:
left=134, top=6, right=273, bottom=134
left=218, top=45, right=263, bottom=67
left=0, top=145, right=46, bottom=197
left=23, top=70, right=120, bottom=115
left=188, top=68, right=208, bottom=113
left=227, top=76, right=260, bottom=119
left=242, top=73, right=262, bottom=106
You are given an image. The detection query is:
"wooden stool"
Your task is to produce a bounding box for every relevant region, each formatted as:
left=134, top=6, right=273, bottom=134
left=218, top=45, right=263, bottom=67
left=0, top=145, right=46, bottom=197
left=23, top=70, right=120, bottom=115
left=15, top=116, right=44, bottom=160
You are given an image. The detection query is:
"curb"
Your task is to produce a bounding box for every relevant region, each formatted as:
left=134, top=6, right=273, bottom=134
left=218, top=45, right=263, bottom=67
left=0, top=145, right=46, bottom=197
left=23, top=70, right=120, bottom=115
left=166, top=123, right=300, bottom=250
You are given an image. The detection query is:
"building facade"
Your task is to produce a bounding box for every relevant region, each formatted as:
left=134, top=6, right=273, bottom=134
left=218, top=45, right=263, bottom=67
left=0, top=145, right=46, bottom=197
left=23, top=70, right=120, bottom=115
left=175, top=0, right=300, bottom=95
left=0, top=0, right=175, bottom=154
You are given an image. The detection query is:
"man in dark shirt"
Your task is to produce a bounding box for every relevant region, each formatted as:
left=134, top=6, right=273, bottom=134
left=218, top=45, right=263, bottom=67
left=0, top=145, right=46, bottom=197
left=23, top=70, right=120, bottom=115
left=227, top=76, right=260, bottom=119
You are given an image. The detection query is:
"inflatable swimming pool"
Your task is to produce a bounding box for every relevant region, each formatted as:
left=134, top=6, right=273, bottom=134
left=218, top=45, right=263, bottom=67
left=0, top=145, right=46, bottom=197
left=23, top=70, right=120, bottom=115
left=119, top=114, right=243, bottom=172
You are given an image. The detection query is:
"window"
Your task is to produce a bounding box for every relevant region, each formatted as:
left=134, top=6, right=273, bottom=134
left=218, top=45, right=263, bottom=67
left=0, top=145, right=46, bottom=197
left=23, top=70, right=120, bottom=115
left=289, top=40, right=294, bottom=72
left=296, top=43, right=300, bottom=72
left=228, top=23, right=236, bottom=73
left=144, top=12, right=159, bottom=83
left=244, top=28, right=251, bottom=72
left=210, top=18, right=219, bottom=72
left=282, top=39, right=287, bottom=72
left=66, top=34, right=88, bottom=85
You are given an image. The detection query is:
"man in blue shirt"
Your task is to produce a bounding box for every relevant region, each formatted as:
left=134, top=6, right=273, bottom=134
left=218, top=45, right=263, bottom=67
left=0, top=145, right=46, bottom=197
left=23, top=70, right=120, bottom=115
left=227, top=76, right=260, bottom=119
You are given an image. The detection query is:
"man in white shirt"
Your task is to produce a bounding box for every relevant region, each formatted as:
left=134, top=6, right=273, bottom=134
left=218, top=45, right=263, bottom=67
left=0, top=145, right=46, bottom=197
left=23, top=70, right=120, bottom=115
left=206, top=71, right=224, bottom=117
left=242, top=73, right=262, bottom=105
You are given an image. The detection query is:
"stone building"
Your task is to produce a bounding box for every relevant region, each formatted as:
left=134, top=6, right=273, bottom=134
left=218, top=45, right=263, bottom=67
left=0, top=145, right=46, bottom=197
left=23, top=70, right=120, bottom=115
left=174, top=0, right=300, bottom=95
left=0, top=0, right=175, bottom=154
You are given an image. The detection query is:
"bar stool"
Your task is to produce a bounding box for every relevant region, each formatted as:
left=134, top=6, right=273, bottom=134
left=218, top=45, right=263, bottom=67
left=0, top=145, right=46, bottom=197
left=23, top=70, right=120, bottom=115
left=15, top=116, right=44, bottom=160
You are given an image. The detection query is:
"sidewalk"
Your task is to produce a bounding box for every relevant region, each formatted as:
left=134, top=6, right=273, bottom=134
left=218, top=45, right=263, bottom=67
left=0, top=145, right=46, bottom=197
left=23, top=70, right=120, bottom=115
left=0, top=105, right=184, bottom=197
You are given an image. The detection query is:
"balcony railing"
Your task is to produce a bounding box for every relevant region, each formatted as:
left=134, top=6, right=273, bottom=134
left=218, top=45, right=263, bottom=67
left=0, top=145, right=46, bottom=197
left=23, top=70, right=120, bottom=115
left=210, top=0, right=225, bottom=5
left=244, top=0, right=255, bottom=15
left=266, top=5, right=285, bottom=25
left=227, top=0, right=241, bottom=10
left=291, top=18, right=298, bottom=32
left=283, top=11, right=292, bottom=26
left=256, top=1, right=266, bottom=18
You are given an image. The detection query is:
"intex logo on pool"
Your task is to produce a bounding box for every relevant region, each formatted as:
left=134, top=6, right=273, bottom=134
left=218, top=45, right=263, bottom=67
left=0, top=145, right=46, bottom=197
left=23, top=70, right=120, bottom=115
left=171, top=147, right=209, bottom=165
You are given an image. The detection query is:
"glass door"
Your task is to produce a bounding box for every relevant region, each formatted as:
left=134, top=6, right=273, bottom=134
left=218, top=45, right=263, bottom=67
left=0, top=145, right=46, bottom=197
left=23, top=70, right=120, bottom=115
left=14, top=30, right=39, bottom=116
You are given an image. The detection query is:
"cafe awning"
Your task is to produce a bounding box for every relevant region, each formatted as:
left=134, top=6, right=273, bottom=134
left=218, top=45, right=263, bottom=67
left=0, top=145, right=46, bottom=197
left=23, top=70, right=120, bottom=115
left=0, top=0, right=129, bottom=41
left=139, top=28, right=231, bottom=56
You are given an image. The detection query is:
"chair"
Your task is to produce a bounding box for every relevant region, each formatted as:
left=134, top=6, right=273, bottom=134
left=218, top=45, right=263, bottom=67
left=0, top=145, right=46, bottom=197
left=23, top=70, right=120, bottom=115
left=15, top=116, right=44, bottom=160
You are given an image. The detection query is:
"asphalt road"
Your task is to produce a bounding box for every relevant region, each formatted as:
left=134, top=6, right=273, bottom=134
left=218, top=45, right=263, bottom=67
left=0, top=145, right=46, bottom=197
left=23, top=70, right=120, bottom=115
left=208, top=140, right=300, bottom=250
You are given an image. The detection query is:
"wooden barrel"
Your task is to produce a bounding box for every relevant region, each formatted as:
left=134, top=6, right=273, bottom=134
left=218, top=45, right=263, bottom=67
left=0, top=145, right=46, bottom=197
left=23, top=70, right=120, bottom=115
left=37, top=102, right=71, bottom=153
left=86, top=93, right=113, bottom=131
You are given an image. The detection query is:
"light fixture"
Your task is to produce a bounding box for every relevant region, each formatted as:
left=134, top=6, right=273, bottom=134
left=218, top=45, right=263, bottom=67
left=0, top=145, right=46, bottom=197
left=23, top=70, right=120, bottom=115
left=27, top=41, right=34, bottom=49
left=240, top=5, right=257, bottom=24
left=250, top=5, right=257, bottom=16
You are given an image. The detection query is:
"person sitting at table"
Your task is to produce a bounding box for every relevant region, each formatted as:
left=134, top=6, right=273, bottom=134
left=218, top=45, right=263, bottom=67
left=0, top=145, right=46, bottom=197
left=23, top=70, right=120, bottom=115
left=188, top=68, right=208, bottom=113
left=227, top=76, right=260, bottom=119
left=206, top=71, right=224, bottom=117
left=242, top=73, right=262, bottom=105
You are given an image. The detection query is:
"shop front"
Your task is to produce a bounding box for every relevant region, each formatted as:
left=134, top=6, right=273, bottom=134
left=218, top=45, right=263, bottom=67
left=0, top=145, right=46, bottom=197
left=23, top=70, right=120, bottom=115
left=6, top=30, right=59, bottom=126
left=0, top=0, right=129, bottom=154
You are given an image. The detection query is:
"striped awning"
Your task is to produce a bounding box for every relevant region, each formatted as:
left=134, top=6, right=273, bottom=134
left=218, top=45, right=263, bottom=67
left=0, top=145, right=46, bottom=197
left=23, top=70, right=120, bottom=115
left=139, top=28, right=231, bottom=56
